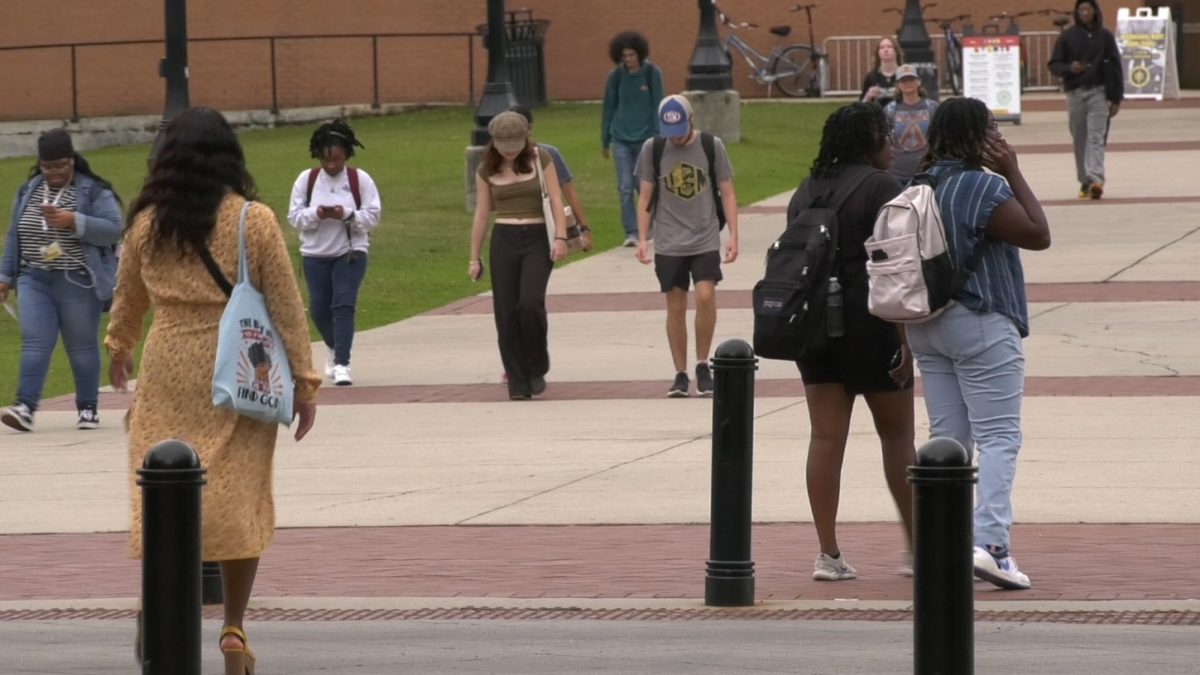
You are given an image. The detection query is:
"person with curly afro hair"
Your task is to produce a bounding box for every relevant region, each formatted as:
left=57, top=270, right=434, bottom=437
left=601, top=30, right=664, bottom=247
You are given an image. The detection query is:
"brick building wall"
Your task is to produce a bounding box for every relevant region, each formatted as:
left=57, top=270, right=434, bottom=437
left=0, top=1, right=1186, bottom=122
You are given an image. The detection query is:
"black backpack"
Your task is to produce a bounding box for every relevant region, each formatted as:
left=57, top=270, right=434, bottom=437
left=752, top=169, right=874, bottom=361
left=648, top=132, right=726, bottom=230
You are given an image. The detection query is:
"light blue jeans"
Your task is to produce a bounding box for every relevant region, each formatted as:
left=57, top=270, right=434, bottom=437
left=15, top=266, right=104, bottom=412
left=906, top=303, right=1025, bottom=553
left=612, top=139, right=644, bottom=238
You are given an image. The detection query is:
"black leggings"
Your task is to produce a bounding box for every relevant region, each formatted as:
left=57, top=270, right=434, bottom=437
left=489, top=224, right=553, bottom=396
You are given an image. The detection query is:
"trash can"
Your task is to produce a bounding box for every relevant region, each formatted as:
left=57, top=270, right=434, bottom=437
left=478, top=10, right=550, bottom=107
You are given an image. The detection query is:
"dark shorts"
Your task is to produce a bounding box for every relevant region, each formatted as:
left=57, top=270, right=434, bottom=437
left=796, top=293, right=911, bottom=396
left=654, top=251, right=723, bottom=292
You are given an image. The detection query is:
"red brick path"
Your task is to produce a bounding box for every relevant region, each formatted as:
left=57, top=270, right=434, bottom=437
left=0, top=523, right=1195, bottom=603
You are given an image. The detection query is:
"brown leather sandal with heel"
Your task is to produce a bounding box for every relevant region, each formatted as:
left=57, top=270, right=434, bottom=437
left=219, top=625, right=256, bottom=675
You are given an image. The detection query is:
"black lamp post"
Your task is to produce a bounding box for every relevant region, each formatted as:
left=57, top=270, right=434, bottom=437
left=896, top=0, right=940, bottom=100
left=472, top=0, right=517, bottom=146
left=686, top=0, right=732, bottom=91
left=149, top=0, right=190, bottom=163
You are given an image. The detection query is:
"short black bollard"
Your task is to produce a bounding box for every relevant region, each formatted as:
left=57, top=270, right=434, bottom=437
left=908, top=437, right=977, bottom=675
left=138, top=440, right=206, bottom=675
left=705, top=338, right=758, bottom=607
left=201, top=561, right=223, bottom=605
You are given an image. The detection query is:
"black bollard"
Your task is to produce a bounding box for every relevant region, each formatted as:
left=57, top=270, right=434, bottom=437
left=908, top=437, right=977, bottom=675
left=201, top=561, right=223, bottom=605
left=705, top=338, right=758, bottom=607
left=138, top=439, right=206, bottom=675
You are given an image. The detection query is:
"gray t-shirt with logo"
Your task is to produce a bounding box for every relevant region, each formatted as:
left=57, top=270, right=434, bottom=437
left=635, top=134, right=734, bottom=256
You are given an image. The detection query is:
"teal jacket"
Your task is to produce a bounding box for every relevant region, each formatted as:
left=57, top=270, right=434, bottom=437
left=601, top=61, right=665, bottom=148
left=0, top=173, right=123, bottom=302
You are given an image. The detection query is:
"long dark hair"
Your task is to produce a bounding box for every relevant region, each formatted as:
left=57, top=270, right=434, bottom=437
left=810, top=103, right=890, bottom=179
left=918, top=97, right=990, bottom=172
left=27, top=152, right=122, bottom=206
left=873, top=37, right=905, bottom=72
left=128, top=107, right=257, bottom=256
left=481, top=140, right=536, bottom=178
left=309, top=118, right=364, bottom=160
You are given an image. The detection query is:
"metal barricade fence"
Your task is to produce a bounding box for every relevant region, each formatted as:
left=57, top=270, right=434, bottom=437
left=823, top=31, right=1063, bottom=97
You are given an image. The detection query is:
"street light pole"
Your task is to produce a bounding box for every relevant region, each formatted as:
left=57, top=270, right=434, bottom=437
left=686, top=0, right=732, bottom=91
left=149, top=0, right=190, bottom=163
left=471, top=0, right=517, bottom=146
left=896, top=0, right=940, bottom=100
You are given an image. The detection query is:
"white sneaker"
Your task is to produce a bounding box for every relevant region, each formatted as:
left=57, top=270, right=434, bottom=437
left=622, top=236, right=637, bottom=247
left=812, top=553, right=857, bottom=581
left=973, top=546, right=1031, bottom=590
left=898, top=551, right=913, bottom=577
left=324, top=347, right=335, bottom=380
left=1, top=402, right=34, bottom=432
left=333, top=364, right=353, bottom=386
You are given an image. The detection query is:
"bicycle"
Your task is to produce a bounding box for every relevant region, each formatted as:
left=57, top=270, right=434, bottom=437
left=716, top=3, right=826, bottom=98
left=925, top=13, right=972, bottom=95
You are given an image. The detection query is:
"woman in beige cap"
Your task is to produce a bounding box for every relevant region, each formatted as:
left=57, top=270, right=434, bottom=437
left=469, top=111, right=569, bottom=400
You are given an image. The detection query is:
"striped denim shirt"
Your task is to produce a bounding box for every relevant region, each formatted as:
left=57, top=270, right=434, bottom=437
left=928, top=160, right=1029, bottom=337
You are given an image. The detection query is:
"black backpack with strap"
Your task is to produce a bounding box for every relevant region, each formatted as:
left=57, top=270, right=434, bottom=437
left=752, top=168, right=875, bottom=361
left=647, top=132, right=726, bottom=229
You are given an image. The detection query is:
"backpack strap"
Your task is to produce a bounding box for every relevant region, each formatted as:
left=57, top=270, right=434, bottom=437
left=303, top=167, right=320, bottom=207
left=646, top=136, right=667, bottom=216
left=921, top=164, right=985, bottom=295
left=699, top=132, right=725, bottom=228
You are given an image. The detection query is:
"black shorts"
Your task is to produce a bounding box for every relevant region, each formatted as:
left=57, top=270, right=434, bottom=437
left=796, top=296, right=911, bottom=395
left=654, top=251, right=723, bottom=292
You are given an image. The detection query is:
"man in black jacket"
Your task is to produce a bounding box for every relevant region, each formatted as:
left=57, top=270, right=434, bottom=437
left=1048, top=0, right=1124, bottom=199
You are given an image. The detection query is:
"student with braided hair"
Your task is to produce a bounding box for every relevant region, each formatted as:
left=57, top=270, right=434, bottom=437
left=287, top=119, right=382, bottom=386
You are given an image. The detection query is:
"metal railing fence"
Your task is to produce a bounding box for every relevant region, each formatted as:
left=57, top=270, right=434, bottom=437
left=823, top=31, right=1064, bottom=97
left=0, top=32, right=478, bottom=121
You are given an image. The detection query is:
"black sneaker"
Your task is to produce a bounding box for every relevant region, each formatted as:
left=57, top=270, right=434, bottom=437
left=667, top=372, right=690, bottom=398
left=530, top=375, right=547, bottom=396
left=77, top=407, right=100, bottom=430
left=695, top=362, right=713, bottom=397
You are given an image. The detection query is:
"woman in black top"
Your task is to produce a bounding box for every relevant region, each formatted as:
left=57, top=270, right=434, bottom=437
left=860, top=37, right=904, bottom=109
left=787, top=103, right=915, bottom=582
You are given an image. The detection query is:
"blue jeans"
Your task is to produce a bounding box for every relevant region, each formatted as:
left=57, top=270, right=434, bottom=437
left=302, top=253, right=368, bottom=366
left=612, top=139, right=645, bottom=238
left=15, top=266, right=104, bottom=412
left=906, top=303, right=1025, bottom=553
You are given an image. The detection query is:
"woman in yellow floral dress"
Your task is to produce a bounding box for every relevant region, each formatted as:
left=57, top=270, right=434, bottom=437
left=106, top=107, right=319, bottom=675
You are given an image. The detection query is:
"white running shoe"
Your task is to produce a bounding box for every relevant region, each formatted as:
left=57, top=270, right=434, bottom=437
left=333, top=364, right=353, bottom=386
left=1, top=402, right=34, bottom=432
left=324, top=347, right=336, bottom=380
left=813, top=553, right=857, bottom=581
left=973, top=546, right=1031, bottom=590
left=622, top=236, right=637, bottom=247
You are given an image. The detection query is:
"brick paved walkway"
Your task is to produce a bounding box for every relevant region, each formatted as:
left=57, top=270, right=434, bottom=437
left=2, top=523, right=1195, bottom=603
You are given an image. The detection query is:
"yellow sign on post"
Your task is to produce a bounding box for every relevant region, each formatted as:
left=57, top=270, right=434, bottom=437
left=1116, top=6, right=1181, bottom=100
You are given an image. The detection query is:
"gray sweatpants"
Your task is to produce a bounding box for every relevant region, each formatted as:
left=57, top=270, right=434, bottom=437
left=1066, top=86, right=1109, bottom=186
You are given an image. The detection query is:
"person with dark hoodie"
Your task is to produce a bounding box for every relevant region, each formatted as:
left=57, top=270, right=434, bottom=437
left=1048, top=0, right=1124, bottom=200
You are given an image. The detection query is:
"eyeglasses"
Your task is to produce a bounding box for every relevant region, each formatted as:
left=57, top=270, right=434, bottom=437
left=39, top=159, right=73, bottom=174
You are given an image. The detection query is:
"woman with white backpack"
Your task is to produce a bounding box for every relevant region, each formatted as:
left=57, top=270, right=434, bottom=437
left=904, top=97, right=1051, bottom=590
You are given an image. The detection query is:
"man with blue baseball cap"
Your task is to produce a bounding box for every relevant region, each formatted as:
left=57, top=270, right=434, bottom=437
left=634, top=94, right=739, bottom=398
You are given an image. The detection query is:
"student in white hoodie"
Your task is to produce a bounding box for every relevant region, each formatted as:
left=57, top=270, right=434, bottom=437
left=287, top=119, right=381, bottom=386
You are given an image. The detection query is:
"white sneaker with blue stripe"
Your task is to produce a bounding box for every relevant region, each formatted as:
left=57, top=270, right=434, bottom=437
left=973, top=545, right=1031, bottom=590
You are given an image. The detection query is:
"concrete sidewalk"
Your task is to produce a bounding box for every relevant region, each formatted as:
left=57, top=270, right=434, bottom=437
left=2, top=96, right=1200, bottom=632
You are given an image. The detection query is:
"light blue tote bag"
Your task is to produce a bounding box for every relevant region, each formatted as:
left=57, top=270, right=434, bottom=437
left=212, top=202, right=295, bottom=425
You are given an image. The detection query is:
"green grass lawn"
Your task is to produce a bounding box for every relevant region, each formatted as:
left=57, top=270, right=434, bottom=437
left=0, top=101, right=837, bottom=402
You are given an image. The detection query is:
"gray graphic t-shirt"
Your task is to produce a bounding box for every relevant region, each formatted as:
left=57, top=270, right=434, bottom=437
left=635, top=134, right=734, bottom=256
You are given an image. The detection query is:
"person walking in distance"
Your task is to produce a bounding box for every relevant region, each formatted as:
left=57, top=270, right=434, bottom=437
left=1048, top=0, right=1124, bottom=199
left=287, top=119, right=382, bottom=386
left=601, top=31, right=665, bottom=247
left=0, top=129, right=123, bottom=432
left=884, top=64, right=938, bottom=186
left=635, top=95, right=738, bottom=398
left=906, top=98, right=1052, bottom=590
left=789, top=103, right=915, bottom=581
